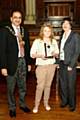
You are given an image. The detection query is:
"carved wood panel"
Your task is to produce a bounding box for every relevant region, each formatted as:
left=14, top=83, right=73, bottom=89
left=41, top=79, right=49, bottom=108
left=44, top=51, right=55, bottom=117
left=47, top=3, right=70, bottom=17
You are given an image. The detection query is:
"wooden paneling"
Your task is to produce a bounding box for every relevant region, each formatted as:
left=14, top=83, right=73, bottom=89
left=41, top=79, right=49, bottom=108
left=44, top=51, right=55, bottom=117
left=36, top=0, right=44, bottom=22
left=47, top=3, right=71, bottom=17
left=44, top=0, right=76, bottom=2
left=0, top=0, right=25, bottom=22
left=75, top=0, right=80, bottom=24
left=0, top=0, right=80, bottom=25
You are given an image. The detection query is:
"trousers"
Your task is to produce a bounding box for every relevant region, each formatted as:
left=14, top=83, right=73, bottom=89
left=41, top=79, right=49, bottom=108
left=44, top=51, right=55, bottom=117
left=6, top=57, right=27, bottom=110
left=34, top=64, right=57, bottom=107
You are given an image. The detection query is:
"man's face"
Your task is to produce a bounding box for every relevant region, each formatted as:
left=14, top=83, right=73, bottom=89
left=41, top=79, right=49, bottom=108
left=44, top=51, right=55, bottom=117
left=10, top=12, right=22, bottom=27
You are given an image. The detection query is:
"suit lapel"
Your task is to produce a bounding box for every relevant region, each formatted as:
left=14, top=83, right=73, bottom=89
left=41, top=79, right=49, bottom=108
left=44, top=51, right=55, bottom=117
left=64, top=31, right=74, bottom=47
left=20, top=26, right=24, bottom=38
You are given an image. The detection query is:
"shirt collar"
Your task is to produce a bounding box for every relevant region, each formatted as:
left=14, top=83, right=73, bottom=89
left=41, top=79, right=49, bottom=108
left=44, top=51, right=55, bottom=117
left=12, top=24, right=20, bottom=31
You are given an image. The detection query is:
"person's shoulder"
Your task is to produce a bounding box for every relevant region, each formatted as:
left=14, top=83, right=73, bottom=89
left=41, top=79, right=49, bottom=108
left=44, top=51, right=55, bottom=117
left=33, top=38, right=42, bottom=44
left=0, top=25, right=9, bottom=33
left=22, top=25, right=28, bottom=32
left=71, top=31, right=80, bottom=38
left=71, top=30, right=78, bottom=35
left=0, top=25, right=11, bottom=36
left=52, top=38, right=57, bottom=43
left=33, top=38, right=41, bottom=42
left=22, top=26, right=29, bottom=36
left=1, top=23, right=12, bottom=31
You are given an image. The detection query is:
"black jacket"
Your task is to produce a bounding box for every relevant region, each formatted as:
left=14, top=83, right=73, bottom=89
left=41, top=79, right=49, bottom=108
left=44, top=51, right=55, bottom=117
left=0, top=24, right=31, bottom=75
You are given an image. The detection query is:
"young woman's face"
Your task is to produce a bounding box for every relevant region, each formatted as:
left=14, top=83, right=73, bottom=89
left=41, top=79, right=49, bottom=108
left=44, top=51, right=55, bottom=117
left=10, top=12, right=22, bottom=27
left=62, top=20, right=71, bottom=32
left=43, top=26, right=52, bottom=38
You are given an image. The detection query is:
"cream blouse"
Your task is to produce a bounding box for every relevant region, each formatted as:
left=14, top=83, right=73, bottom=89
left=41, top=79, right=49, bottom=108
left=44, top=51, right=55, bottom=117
left=30, top=38, right=59, bottom=65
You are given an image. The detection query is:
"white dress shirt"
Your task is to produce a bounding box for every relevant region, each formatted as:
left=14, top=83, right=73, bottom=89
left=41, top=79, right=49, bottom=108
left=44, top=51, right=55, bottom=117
left=60, top=30, right=71, bottom=60
left=12, top=24, right=21, bottom=57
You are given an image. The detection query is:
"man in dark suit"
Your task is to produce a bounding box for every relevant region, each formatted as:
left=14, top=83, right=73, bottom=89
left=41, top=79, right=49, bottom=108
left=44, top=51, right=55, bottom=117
left=59, top=17, right=80, bottom=112
left=0, top=9, right=31, bottom=117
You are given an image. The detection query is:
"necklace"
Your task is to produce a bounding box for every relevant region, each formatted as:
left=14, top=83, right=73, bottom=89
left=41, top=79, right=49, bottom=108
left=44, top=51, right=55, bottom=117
left=5, top=26, right=24, bottom=38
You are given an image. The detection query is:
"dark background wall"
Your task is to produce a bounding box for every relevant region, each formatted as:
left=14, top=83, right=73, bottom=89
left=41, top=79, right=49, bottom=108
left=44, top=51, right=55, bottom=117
left=0, top=0, right=80, bottom=24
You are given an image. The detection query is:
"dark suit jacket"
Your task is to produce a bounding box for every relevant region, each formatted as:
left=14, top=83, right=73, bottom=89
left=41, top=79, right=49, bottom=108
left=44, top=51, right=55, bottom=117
left=59, top=31, right=80, bottom=68
left=0, top=24, right=31, bottom=75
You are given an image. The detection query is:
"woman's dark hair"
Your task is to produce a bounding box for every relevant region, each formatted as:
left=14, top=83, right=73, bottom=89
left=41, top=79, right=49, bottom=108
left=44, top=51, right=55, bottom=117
left=61, top=17, right=72, bottom=27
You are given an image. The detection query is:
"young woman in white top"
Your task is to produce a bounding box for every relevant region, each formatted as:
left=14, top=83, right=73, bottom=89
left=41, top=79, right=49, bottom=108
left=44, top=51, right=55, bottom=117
left=30, top=23, right=59, bottom=113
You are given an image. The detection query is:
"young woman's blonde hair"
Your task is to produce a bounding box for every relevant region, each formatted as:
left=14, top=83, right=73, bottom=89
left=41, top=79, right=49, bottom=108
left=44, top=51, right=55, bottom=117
left=38, top=22, right=54, bottom=42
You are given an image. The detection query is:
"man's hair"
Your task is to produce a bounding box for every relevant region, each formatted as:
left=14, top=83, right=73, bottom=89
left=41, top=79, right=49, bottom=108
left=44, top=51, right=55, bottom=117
left=10, top=8, right=23, bottom=17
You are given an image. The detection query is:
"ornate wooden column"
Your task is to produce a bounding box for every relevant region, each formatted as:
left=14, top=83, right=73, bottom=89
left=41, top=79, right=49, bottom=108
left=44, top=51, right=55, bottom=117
left=24, top=0, right=36, bottom=24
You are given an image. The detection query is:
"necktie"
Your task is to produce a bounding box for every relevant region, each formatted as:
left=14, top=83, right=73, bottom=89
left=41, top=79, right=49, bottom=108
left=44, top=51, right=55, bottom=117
left=16, top=28, right=25, bottom=57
